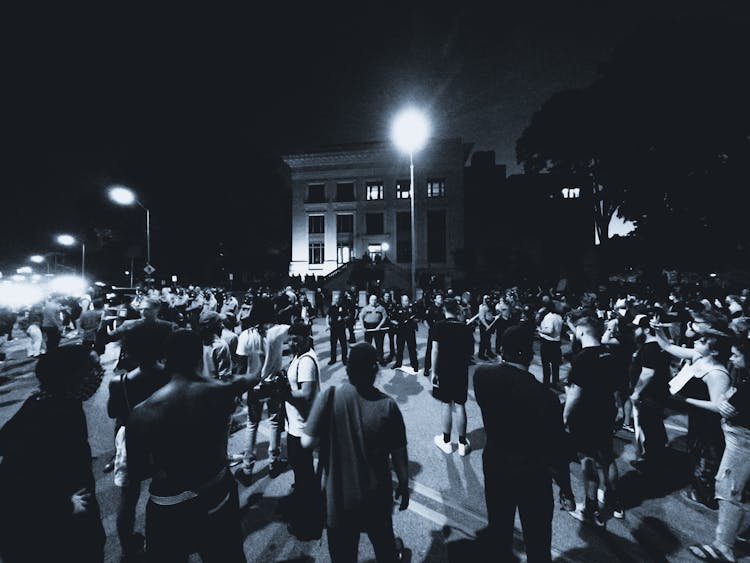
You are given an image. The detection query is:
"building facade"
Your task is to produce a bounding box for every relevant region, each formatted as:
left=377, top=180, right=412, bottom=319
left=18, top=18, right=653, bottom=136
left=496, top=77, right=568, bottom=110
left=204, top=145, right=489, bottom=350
left=284, top=139, right=469, bottom=278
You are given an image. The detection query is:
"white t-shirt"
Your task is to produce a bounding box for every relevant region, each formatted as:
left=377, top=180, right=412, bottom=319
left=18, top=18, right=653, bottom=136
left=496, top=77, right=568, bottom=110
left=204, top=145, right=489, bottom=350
left=261, top=324, right=290, bottom=379
left=236, top=327, right=265, bottom=377
left=285, top=349, right=320, bottom=437
left=539, top=312, right=563, bottom=342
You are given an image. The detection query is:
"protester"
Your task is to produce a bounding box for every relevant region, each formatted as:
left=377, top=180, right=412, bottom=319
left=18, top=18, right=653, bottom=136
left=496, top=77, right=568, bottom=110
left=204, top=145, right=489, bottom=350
left=423, top=293, right=446, bottom=378
left=538, top=301, right=564, bottom=388
left=41, top=294, right=63, bottom=351
left=431, top=299, right=475, bottom=456
left=302, top=343, right=409, bottom=562
left=0, top=346, right=106, bottom=563
left=199, top=311, right=233, bottom=380
left=126, top=330, right=252, bottom=562
left=475, top=326, right=571, bottom=562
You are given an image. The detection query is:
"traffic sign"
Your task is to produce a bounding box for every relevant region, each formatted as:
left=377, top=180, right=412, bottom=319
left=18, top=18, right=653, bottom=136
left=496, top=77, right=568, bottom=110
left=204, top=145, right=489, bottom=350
left=143, top=264, right=155, bottom=275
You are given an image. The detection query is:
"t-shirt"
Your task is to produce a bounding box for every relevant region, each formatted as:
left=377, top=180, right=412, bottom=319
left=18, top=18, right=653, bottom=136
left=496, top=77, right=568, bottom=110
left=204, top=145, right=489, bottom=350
left=305, top=382, right=407, bottom=528
left=262, top=324, right=290, bottom=378
left=431, top=319, right=474, bottom=379
left=539, top=312, right=563, bottom=342
left=474, top=363, right=567, bottom=476
left=236, top=327, right=265, bottom=377
left=359, top=304, right=386, bottom=326
left=567, top=345, right=618, bottom=428
left=201, top=335, right=232, bottom=380
left=78, top=309, right=103, bottom=344
left=42, top=303, right=62, bottom=329
left=285, top=350, right=320, bottom=437
left=632, top=341, right=671, bottom=404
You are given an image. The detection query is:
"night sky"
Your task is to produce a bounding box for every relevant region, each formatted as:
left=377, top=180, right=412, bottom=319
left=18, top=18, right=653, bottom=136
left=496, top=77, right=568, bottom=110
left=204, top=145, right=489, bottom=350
left=2, top=3, right=747, bottom=282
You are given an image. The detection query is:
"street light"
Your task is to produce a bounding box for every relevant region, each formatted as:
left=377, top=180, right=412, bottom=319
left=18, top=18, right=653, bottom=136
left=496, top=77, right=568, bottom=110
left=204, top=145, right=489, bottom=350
left=56, top=234, right=85, bottom=280
left=29, top=255, right=44, bottom=264
left=392, top=107, right=430, bottom=298
left=108, top=185, right=152, bottom=268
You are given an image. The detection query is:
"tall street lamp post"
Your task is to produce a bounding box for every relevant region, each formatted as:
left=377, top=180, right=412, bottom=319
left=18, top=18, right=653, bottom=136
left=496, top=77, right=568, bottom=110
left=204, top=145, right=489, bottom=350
left=56, top=234, right=85, bottom=280
left=108, top=186, right=152, bottom=269
left=392, top=108, right=430, bottom=298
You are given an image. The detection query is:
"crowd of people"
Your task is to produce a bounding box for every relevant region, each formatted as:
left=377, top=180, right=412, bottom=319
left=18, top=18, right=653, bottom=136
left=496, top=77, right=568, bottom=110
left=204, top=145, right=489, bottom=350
left=1, top=277, right=750, bottom=561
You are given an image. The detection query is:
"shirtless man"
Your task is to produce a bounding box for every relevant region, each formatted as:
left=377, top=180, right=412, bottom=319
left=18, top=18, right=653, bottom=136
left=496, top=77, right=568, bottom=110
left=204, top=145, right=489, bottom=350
left=126, top=329, right=253, bottom=562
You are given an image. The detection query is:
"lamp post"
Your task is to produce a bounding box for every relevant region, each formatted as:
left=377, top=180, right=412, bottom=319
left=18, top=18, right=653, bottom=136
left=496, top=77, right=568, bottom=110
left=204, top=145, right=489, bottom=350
left=30, top=254, right=51, bottom=274
left=56, top=234, right=85, bottom=280
left=392, top=108, right=430, bottom=298
left=108, top=186, right=152, bottom=268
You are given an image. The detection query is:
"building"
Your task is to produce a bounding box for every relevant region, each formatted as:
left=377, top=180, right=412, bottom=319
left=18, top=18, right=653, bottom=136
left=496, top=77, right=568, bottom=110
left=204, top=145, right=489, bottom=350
left=284, top=139, right=470, bottom=281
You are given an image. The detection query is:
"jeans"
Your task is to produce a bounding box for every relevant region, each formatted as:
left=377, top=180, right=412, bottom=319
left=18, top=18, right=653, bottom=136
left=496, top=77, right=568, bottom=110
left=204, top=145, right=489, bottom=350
left=242, top=397, right=282, bottom=470
left=715, top=422, right=750, bottom=552
left=287, top=435, right=320, bottom=533
left=539, top=339, right=561, bottom=386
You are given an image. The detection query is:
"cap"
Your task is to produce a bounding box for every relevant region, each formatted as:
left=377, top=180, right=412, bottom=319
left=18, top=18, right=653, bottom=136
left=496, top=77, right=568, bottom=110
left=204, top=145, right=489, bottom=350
left=199, top=311, right=222, bottom=326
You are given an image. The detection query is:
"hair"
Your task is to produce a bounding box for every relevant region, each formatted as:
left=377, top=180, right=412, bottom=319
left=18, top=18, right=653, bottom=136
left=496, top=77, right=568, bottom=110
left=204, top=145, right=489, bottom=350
left=36, top=345, right=93, bottom=395
left=500, top=325, right=534, bottom=365
left=165, top=329, right=203, bottom=374
left=92, top=298, right=105, bottom=310
left=288, top=321, right=311, bottom=338
left=573, top=315, right=603, bottom=339
left=247, top=297, right=275, bottom=326
left=444, top=300, right=460, bottom=316
left=346, top=343, right=378, bottom=388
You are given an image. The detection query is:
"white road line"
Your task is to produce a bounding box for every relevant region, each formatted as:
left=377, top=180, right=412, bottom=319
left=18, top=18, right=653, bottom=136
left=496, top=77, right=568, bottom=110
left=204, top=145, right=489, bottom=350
left=665, top=422, right=688, bottom=433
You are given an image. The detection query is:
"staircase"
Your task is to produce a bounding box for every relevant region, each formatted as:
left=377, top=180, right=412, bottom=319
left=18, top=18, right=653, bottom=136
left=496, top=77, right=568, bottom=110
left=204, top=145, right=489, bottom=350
left=321, top=259, right=411, bottom=292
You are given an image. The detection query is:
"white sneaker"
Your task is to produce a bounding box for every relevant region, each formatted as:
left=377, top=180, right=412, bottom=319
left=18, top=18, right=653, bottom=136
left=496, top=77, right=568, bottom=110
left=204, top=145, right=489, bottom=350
left=434, top=434, right=453, bottom=454
left=458, top=439, right=471, bottom=457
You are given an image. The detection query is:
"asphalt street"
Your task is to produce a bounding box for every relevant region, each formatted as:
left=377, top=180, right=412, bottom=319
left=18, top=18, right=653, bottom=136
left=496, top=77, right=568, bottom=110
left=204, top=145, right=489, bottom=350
left=1, top=319, right=749, bottom=562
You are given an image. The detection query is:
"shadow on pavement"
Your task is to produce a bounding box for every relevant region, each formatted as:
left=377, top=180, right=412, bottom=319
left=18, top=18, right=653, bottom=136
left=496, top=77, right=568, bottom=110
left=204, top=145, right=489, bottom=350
left=382, top=371, right=424, bottom=404
left=618, top=448, right=691, bottom=511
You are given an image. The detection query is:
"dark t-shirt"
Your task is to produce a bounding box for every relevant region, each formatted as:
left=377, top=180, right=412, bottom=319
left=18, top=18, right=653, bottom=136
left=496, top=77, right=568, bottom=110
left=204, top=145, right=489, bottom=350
left=432, top=319, right=474, bottom=378
left=474, top=363, right=567, bottom=476
left=305, top=382, right=407, bottom=528
left=112, top=318, right=175, bottom=367
left=632, top=341, right=671, bottom=405
left=568, top=345, right=618, bottom=429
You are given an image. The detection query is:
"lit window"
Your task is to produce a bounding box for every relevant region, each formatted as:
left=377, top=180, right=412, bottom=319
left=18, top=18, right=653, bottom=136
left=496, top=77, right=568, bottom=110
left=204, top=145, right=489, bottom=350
left=366, top=181, right=384, bottom=201
left=562, top=187, right=581, bottom=199
left=308, top=215, right=325, bottom=234
left=308, top=242, right=324, bottom=264
left=396, top=180, right=410, bottom=199
left=426, top=178, right=446, bottom=198
left=307, top=184, right=325, bottom=203
left=336, top=182, right=355, bottom=202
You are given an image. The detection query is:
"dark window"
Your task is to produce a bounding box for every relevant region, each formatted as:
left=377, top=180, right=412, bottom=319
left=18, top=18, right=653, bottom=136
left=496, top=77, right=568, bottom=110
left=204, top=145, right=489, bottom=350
left=366, top=181, right=384, bottom=200
left=336, top=214, right=354, bottom=234
left=307, top=184, right=325, bottom=203
left=308, top=215, right=325, bottom=234
left=427, top=210, right=447, bottom=263
left=366, top=213, right=384, bottom=235
left=396, top=180, right=411, bottom=199
left=336, top=182, right=355, bottom=202
left=396, top=212, right=411, bottom=263
left=308, top=242, right=324, bottom=264
left=426, top=178, right=446, bottom=198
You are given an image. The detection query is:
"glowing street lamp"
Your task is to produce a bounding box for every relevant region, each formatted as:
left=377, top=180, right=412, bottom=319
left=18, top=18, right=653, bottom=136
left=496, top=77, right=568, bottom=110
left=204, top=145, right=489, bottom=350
left=108, top=185, right=152, bottom=269
left=30, top=255, right=45, bottom=264
left=56, top=234, right=85, bottom=280
left=392, top=107, right=430, bottom=297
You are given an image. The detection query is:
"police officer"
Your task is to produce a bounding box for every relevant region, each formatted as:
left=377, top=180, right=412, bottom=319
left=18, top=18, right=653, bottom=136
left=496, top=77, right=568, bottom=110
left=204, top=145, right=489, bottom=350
left=360, top=294, right=388, bottom=365
left=344, top=286, right=358, bottom=344
left=392, top=294, right=419, bottom=373
left=423, top=293, right=446, bottom=378
left=327, top=293, right=349, bottom=365
left=383, top=291, right=397, bottom=363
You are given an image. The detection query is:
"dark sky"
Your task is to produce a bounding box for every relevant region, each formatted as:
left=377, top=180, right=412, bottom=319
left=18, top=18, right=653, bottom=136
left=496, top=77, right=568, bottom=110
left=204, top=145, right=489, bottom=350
left=2, top=2, right=747, bottom=280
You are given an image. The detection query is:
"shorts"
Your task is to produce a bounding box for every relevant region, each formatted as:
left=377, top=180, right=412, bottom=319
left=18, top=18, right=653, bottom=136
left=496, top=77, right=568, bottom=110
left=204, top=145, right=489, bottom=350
left=570, top=426, right=615, bottom=464
left=114, top=426, right=129, bottom=487
left=432, top=373, right=468, bottom=405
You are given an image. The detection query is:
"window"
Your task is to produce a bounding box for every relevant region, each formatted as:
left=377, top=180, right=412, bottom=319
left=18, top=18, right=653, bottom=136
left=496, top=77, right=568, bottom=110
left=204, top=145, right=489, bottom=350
left=426, top=178, right=446, bottom=198
left=396, top=212, right=411, bottom=263
left=337, top=244, right=351, bottom=264
left=366, top=181, right=384, bottom=201
left=367, top=244, right=383, bottom=261
left=396, top=180, right=410, bottom=199
left=366, top=213, right=384, bottom=235
left=308, top=242, right=324, bottom=264
left=336, top=214, right=354, bottom=234
left=308, top=215, right=325, bottom=234
left=427, top=209, right=447, bottom=263
left=335, top=182, right=355, bottom=202
left=307, top=184, right=325, bottom=203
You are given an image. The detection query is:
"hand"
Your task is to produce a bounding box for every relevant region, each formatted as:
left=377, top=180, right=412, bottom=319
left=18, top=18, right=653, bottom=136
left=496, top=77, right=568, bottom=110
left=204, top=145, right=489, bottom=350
left=71, top=488, right=91, bottom=515
left=630, top=394, right=640, bottom=405
left=719, top=400, right=739, bottom=420
left=394, top=484, right=409, bottom=511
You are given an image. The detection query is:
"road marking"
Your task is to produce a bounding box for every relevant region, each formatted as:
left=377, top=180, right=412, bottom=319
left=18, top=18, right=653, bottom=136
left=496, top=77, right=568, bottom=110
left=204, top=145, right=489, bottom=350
left=665, top=422, right=688, bottom=433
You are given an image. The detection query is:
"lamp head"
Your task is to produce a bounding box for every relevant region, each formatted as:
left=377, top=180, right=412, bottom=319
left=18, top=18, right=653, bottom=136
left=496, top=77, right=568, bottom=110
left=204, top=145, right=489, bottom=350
left=108, top=186, right=137, bottom=206
left=392, top=108, right=430, bottom=154
left=56, top=234, right=76, bottom=246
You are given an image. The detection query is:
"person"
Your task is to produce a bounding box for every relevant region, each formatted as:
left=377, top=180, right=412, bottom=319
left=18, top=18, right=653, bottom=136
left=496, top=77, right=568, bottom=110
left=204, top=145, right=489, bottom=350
left=302, top=343, right=409, bottom=562
left=628, top=313, right=671, bottom=473
left=234, top=297, right=290, bottom=485
left=282, top=322, right=322, bottom=540
left=360, top=294, right=388, bottom=365
left=653, top=312, right=731, bottom=509
left=126, top=330, right=251, bottom=562
left=382, top=291, right=398, bottom=363
left=327, top=293, right=349, bottom=366
left=392, top=294, right=419, bottom=374
left=538, top=302, right=563, bottom=388
left=79, top=298, right=105, bottom=351
left=221, top=292, right=239, bottom=316
left=41, top=294, right=63, bottom=351
left=564, top=314, right=623, bottom=525
left=106, top=297, right=175, bottom=560
left=493, top=299, right=516, bottom=358
left=474, top=326, right=571, bottom=562
left=25, top=303, right=44, bottom=357
left=423, top=293, right=446, bottom=378
left=344, top=286, right=358, bottom=343
left=0, top=346, right=106, bottom=563
left=199, top=311, right=233, bottom=381
left=689, top=337, right=750, bottom=561
left=477, top=295, right=497, bottom=360
left=431, top=299, right=475, bottom=456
